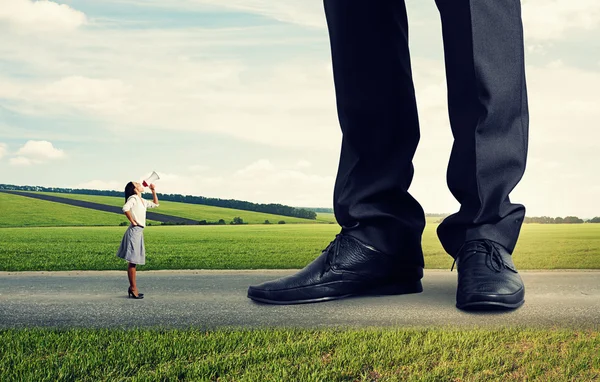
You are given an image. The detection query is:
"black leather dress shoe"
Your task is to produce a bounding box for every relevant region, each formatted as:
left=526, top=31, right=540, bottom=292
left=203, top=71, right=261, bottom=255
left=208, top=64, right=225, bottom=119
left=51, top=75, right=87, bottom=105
left=247, top=233, right=423, bottom=304
left=454, top=239, right=524, bottom=310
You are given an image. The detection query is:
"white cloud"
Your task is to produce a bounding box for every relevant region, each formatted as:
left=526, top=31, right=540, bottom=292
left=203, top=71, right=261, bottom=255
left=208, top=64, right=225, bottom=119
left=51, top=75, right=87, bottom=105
left=76, top=180, right=122, bottom=191
left=17, top=140, right=65, bottom=159
left=188, top=164, right=210, bottom=172
left=9, top=156, right=33, bottom=166
left=0, top=0, right=87, bottom=33
left=0, top=75, right=131, bottom=116
left=235, top=159, right=275, bottom=177
left=0, top=143, right=7, bottom=159
left=525, top=60, right=599, bottom=146
left=210, top=0, right=600, bottom=42
left=229, top=159, right=334, bottom=206
left=488, top=61, right=599, bottom=218
left=296, top=160, right=311, bottom=169
left=35, top=76, right=132, bottom=113
left=0, top=4, right=336, bottom=149
left=526, top=44, right=548, bottom=55
left=0, top=1, right=598, bottom=217
left=120, top=0, right=326, bottom=29
left=0, top=57, right=340, bottom=149
left=10, top=140, right=66, bottom=166
left=200, top=0, right=325, bottom=29
left=522, top=0, right=600, bottom=41
left=117, top=0, right=600, bottom=42
left=408, top=57, right=600, bottom=218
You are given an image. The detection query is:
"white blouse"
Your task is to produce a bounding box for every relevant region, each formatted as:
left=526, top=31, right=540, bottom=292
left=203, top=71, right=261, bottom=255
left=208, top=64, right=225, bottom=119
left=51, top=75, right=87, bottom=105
left=122, top=195, right=159, bottom=227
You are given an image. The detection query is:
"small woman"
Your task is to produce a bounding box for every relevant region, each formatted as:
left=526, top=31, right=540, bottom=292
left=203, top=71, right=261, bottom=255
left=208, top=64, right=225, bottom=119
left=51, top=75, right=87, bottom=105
left=116, top=181, right=159, bottom=299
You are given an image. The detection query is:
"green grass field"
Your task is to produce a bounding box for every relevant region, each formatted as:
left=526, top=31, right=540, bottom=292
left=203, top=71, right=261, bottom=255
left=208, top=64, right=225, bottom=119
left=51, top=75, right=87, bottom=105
left=1, top=328, right=598, bottom=381
left=1, top=223, right=599, bottom=271
left=2, top=194, right=599, bottom=380
left=315, top=212, right=337, bottom=223
left=0, top=193, right=161, bottom=228
left=26, top=191, right=332, bottom=224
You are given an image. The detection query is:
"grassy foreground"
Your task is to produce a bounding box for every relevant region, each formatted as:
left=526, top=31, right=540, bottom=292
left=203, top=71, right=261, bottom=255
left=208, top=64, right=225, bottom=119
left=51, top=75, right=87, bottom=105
left=1, top=328, right=598, bottom=381
left=1, top=224, right=599, bottom=271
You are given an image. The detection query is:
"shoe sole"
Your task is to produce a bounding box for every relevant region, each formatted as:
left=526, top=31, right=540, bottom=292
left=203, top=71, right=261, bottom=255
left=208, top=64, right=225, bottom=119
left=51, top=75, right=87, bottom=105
left=456, top=287, right=525, bottom=311
left=248, top=280, right=423, bottom=305
left=456, top=299, right=524, bottom=311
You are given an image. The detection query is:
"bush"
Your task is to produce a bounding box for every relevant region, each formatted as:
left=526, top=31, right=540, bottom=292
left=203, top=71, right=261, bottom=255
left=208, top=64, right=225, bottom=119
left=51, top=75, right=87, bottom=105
left=278, top=220, right=286, bottom=224
left=198, top=220, right=207, bottom=225
left=119, top=222, right=129, bottom=226
left=218, top=219, right=226, bottom=225
left=264, top=220, right=270, bottom=224
left=230, top=217, right=244, bottom=225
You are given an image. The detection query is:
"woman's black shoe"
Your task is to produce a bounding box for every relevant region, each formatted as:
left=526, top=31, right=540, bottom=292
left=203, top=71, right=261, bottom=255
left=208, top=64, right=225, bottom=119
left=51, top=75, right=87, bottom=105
left=128, top=287, right=144, bottom=299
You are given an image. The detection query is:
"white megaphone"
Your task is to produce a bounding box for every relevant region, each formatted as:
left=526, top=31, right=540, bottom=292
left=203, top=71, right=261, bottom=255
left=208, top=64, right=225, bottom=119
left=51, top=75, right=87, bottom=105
left=142, top=171, right=160, bottom=187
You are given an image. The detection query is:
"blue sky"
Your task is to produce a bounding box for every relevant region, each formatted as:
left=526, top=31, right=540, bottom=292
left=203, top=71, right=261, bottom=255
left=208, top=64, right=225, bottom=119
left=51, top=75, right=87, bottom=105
left=0, top=0, right=599, bottom=218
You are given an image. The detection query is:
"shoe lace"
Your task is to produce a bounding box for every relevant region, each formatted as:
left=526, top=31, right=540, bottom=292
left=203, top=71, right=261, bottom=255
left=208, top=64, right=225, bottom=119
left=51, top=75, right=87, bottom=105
left=323, top=234, right=342, bottom=273
left=451, top=239, right=507, bottom=273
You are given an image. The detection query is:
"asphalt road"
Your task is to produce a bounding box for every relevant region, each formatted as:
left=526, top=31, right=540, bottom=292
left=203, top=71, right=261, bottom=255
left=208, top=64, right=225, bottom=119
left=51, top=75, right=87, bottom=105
left=0, top=270, right=598, bottom=329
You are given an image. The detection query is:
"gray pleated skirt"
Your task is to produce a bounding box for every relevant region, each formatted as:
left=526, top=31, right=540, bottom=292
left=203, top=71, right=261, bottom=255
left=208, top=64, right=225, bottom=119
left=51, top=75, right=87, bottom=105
left=116, top=225, right=146, bottom=265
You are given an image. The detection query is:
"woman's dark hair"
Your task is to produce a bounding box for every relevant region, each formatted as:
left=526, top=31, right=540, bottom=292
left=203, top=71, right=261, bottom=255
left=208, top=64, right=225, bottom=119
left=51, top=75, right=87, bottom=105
left=124, top=182, right=136, bottom=203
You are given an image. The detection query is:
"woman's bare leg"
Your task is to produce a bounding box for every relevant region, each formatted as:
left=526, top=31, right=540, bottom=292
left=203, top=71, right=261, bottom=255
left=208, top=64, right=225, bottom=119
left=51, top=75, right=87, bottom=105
left=127, top=263, right=137, bottom=293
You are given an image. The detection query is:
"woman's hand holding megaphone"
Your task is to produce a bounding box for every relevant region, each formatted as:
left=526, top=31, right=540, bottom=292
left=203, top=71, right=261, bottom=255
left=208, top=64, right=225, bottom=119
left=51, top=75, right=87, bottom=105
left=149, top=183, right=159, bottom=206
left=142, top=171, right=160, bottom=187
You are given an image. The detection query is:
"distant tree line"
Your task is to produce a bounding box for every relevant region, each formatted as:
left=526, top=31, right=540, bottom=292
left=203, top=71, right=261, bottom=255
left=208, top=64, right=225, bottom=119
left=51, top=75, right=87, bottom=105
left=434, top=215, right=599, bottom=224
left=300, top=207, right=334, bottom=213
left=296, top=210, right=451, bottom=216
left=524, top=216, right=600, bottom=224
left=0, top=184, right=317, bottom=220
left=425, top=213, right=449, bottom=217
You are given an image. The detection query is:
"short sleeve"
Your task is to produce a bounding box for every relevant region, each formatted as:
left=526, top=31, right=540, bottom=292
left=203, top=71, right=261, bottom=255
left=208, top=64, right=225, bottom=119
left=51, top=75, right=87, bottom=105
left=145, top=199, right=159, bottom=209
left=123, top=196, right=137, bottom=212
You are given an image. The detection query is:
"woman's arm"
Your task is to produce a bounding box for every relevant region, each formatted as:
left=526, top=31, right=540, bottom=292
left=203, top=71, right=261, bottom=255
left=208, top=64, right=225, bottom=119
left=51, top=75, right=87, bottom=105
left=123, top=197, right=138, bottom=225
left=149, top=184, right=159, bottom=205
left=124, top=210, right=138, bottom=226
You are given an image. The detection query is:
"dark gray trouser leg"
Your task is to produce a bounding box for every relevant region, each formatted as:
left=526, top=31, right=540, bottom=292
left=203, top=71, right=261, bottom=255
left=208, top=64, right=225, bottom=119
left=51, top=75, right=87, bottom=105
left=324, top=0, right=425, bottom=266
left=434, top=0, right=529, bottom=257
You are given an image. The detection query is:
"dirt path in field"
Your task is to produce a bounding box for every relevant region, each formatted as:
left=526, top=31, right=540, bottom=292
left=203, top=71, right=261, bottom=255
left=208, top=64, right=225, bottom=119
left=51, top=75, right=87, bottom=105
left=0, top=270, right=598, bottom=329
left=0, top=190, right=200, bottom=225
